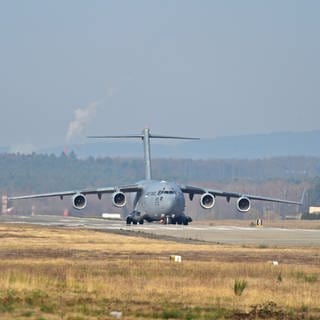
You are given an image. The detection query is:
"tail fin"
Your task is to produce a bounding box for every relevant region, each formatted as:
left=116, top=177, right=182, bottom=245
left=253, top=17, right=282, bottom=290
left=88, top=128, right=199, bottom=180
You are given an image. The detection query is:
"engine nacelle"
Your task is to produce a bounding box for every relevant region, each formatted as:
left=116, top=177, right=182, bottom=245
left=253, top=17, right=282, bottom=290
left=236, top=196, right=251, bottom=212
left=72, top=193, right=87, bottom=210
left=200, top=193, right=215, bottom=209
left=112, top=191, right=126, bottom=208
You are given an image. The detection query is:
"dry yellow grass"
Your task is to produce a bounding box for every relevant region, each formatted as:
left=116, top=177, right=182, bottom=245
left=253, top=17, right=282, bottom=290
left=0, top=223, right=319, bottom=319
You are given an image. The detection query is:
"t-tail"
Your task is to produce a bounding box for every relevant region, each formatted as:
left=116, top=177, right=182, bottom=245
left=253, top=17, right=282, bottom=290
left=88, top=128, right=199, bottom=180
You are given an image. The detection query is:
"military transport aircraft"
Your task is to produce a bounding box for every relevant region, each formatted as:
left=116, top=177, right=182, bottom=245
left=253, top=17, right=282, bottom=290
left=9, top=128, right=303, bottom=225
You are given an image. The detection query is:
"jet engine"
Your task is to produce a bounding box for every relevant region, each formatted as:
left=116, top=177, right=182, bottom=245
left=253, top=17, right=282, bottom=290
left=200, top=193, right=215, bottom=209
left=72, top=193, right=87, bottom=210
left=112, top=191, right=126, bottom=207
left=236, top=196, right=251, bottom=212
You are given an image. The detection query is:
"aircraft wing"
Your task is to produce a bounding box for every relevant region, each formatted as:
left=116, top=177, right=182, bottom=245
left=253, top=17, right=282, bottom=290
left=179, top=184, right=303, bottom=205
left=8, top=184, right=143, bottom=201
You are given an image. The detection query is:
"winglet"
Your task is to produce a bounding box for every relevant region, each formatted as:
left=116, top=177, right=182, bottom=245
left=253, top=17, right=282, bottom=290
left=299, top=188, right=306, bottom=205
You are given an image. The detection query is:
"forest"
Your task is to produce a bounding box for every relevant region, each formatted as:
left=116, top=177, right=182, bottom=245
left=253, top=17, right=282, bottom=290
left=0, top=152, right=319, bottom=220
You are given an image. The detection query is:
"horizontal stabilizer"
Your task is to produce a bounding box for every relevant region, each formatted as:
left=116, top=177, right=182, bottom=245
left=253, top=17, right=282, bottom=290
left=87, top=135, right=199, bottom=140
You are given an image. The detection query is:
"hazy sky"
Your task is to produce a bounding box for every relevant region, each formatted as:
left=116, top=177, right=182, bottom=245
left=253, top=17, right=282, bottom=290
left=0, top=1, right=319, bottom=152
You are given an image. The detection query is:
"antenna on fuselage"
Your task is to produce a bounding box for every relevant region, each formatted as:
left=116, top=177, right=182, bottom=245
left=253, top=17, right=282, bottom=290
left=88, top=128, right=199, bottom=180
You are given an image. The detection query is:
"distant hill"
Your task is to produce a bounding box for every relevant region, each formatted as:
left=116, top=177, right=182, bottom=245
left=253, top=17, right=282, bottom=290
left=0, top=146, right=8, bottom=153
left=40, top=130, right=320, bottom=159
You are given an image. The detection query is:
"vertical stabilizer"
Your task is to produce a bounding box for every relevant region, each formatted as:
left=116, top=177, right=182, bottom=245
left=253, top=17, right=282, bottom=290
left=143, top=128, right=152, bottom=180
left=88, top=128, right=199, bottom=180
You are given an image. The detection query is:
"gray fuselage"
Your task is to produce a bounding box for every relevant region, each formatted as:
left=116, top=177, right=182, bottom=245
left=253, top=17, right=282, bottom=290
left=132, top=180, right=185, bottom=222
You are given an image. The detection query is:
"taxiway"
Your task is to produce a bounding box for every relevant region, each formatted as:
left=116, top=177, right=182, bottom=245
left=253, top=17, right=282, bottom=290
left=0, top=214, right=319, bottom=247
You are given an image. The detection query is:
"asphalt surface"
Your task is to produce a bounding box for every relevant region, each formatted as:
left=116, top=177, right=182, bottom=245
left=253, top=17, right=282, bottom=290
left=1, top=214, right=320, bottom=247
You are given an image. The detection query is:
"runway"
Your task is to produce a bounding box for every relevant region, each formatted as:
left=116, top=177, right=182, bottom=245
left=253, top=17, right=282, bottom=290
left=0, top=214, right=319, bottom=247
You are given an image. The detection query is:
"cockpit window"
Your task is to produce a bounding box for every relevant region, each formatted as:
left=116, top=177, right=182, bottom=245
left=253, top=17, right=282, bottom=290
left=158, top=190, right=176, bottom=194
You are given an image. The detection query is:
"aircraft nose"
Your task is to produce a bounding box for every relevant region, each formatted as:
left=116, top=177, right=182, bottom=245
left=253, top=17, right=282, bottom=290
left=163, top=194, right=178, bottom=212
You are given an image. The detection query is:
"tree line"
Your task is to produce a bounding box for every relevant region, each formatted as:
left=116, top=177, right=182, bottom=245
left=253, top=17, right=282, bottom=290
left=0, top=152, right=319, bottom=219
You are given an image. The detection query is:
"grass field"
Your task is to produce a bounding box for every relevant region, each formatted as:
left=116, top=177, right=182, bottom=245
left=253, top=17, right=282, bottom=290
left=0, top=223, right=319, bottom=319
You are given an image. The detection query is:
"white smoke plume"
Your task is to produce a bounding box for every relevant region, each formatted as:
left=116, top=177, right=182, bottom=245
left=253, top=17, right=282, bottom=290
left=66, top=101, right=98, bottom=142
left=66, top=87, right=119, bottom=142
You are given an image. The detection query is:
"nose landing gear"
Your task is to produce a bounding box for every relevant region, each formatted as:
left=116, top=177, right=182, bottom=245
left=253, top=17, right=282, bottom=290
left=165, top=215, right=172, bottom=225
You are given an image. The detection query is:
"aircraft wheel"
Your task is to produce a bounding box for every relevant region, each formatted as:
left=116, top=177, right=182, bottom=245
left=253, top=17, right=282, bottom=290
left=139, top=219, right=144, bottom=225
left=183, top=218, right=188, bottom=226
left=133, top=220, right=138, bottom=225
left=126, top=216, right=132, bottom=225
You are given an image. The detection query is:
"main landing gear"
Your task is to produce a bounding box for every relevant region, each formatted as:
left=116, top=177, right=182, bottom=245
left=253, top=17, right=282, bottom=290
left=126, top=215, right=144, bottom=225
left=163, top=215, right=192, bottom=225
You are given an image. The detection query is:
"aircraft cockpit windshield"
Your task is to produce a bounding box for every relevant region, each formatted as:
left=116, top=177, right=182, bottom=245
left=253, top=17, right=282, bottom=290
left=164, top=190, right=175, bottom=194
left=157, top=190, right=176, bottom=195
